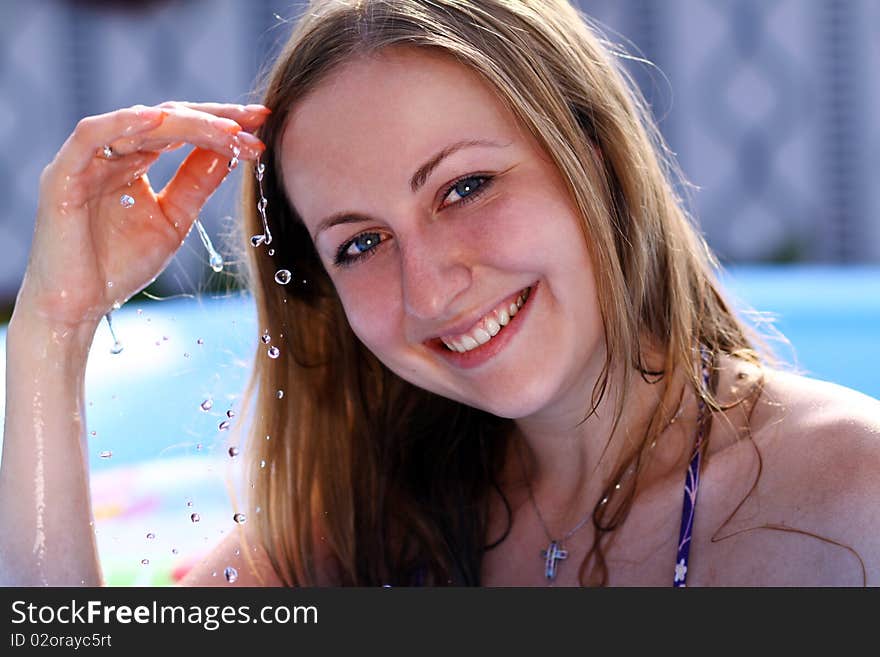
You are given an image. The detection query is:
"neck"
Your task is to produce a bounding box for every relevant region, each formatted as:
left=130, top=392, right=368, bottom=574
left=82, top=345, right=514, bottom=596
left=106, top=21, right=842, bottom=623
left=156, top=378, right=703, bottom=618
left=505, top=357, right=698, bottom=533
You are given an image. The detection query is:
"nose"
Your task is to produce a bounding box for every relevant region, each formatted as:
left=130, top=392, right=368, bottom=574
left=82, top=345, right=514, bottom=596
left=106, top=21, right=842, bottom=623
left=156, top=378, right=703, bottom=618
left=399, top=226, right=472, bottom=324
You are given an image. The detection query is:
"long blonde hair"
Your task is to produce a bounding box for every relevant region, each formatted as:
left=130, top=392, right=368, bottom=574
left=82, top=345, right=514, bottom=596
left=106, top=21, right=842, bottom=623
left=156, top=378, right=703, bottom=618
left=235, top=0, right=761, bottom=585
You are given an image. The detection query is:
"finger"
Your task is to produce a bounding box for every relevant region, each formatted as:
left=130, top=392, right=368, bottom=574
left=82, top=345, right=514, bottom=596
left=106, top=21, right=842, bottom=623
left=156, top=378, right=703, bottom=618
left=157, top=146, right=252, bottom=239
left=158, top=101, right=271, bottom=132
left=42, top=151, right=159, bottom=209
left=55, top=105, right=167, bottom=175
left=102, top=107, right=265, bottom=162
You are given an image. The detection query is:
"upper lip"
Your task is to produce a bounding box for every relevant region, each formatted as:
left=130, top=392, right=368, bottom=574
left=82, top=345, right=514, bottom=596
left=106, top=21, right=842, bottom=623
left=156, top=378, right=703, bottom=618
left=419, top=283, right=534, bottom=343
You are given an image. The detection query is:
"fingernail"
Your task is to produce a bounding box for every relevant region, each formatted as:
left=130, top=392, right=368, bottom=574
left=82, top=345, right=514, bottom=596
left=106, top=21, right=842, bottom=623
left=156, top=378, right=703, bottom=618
left=245, top=104, right=272, bottom=114
left=237, top=132, right=266, bottom=155
left=137, top=107, right=166, bottom=123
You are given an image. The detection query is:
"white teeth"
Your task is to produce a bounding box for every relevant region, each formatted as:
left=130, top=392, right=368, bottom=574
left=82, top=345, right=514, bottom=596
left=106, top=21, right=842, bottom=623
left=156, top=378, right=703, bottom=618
left=473, top=328, right=491, bottom=345
left=461, top=335, right=479, bottom=350
left=439, top=286, right=532, bottom=353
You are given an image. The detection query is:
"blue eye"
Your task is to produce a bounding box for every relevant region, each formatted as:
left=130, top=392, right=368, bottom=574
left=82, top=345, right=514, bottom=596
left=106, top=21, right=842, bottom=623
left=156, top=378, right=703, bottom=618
left=442, top=175, right=491, bottom=207
left=333, top=174, right=494, bottom=268
left=334, top=232, right=384, bottom=267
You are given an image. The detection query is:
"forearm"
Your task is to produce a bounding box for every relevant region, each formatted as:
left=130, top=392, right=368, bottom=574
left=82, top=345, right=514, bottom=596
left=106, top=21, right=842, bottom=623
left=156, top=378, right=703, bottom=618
left=0, top=309, right=102, bottom=586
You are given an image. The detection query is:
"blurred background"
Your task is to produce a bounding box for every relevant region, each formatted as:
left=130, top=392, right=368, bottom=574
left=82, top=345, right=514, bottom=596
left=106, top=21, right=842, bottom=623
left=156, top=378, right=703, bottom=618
left=0, top=0, right=878, bottom=585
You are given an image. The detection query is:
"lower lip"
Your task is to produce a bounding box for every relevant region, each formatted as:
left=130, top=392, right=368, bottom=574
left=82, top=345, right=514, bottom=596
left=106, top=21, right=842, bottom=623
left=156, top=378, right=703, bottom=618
left=426, top=282, right=539, bottom=369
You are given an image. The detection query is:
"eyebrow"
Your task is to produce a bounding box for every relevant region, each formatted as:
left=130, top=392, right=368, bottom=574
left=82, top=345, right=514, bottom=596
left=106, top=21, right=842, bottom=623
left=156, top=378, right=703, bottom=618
left=313, top=138, right=509, bottom=238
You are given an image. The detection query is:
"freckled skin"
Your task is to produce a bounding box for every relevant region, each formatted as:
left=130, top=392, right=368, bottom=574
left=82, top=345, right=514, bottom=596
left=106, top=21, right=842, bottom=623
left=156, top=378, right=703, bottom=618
left=281, top=48, right=606, bottom=422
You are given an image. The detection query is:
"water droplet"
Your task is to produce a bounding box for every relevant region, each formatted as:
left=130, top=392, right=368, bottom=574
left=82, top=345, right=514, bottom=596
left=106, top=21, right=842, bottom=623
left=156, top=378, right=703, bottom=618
left=265, top=435, right=271, bottom=441
left=190, top=513, right=201, bottom=523
left=228, top=446, right=239, bottom=457
left=260, top=334, right=271, bottom=344
left=186, top=500, right=193, bottom=507
left=200, top=399, right=213, bottom=411
left=172, top=548, right=179, bottom=555
left=162, top=335, right=169, bottom=341
left=250, top=234, right=266, bottom=248
left=260, top=459, right=266, bottom=468
left=219, top=420, right=231, bottom=431
left=111, top=300, right=122, bottom=311
left=194, top=219, right=224, bottom=273
left=183, top=352, right=190, bottom=358
left=137, top=308, right=143, bottom=315
left=267, top=346, right=280, bottom=359
left=276, top=390, right=284, bottom=399
left=141, top=558, right=150, bottom=566
left=257, top=198, right=268, bottom=212
left=255, top=506, right=261, bottom=514
left=99, top=450, right=112, bottom=459
left=274, top=269, right=292, bottom=285
left=224, top=566, right=238, bottom=583
left=234, top=548, right=240, bottom=556
left=195, top=443, right=202, bottom=451
left=256, top=162, right=266, bottom=178
left=120, top=194, right=135, bottom=208
left=226, top=409, right=235, bottom=418
left=268, top=248, right=275, bottom=256
left=146, top=532, right=155, bottom=539
left=90, top=430, right=96, bottom=436
left=106, top=281, right=114, bottom=288
left=233, top=513, right=246, bottom=524
left=197, top=338, right=204, bottom=345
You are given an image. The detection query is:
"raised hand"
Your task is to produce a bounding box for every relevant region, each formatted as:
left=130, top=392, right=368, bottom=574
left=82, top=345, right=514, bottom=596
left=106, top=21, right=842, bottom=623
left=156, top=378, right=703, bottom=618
left=19, top=101, right=269, bottom=328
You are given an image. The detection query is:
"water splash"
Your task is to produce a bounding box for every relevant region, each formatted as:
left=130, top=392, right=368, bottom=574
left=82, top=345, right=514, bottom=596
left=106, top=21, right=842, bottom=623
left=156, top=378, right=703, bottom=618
left=194, top=219, right=224, bottom=272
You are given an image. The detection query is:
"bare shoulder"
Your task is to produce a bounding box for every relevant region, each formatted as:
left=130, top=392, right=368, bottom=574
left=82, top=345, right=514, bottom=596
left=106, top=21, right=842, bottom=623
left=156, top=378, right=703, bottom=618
left=179, top=525, right=343, bottom=587
left=706, top=359, right=880, bottom=584
left=179, top=528, right=286, bottom=587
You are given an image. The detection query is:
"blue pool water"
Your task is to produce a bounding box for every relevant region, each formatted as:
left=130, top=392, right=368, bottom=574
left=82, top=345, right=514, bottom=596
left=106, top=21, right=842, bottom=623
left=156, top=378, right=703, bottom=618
left=0, top=265, right=877, bottom=583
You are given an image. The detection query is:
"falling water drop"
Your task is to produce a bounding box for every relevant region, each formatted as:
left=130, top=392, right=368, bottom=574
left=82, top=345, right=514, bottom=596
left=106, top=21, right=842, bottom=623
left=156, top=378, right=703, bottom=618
left=260, top=460, right=266, bottom=469
left=226, top=409, right=235, bottom=419
left=200, top=399, right=213, bottom=411
left=250, top=234, right=266, bottom=248
left=141, top=559, right=150, bottom=566
left=218, top=420, right=231, bottom=431
left=268, top=248, right=275, bottom=256
left=99, top=450, right=112, bottom=459
left=120, top=194, right=135, bottom=208
left=276, top=390, right=284, bottom=399
left=172, top=548, right=179, bottom=555
left=267, top=346, right=280, bottom=359
left=104, top=313, right=124, bottom=355
left=233, top=513, right=246, bottom=524
left=260, top=334, right=271, bottom=344
left=224, top=566, right=238, bottom=583
left=190, top=513, right=201, bottom=523
left=274, top=269, right=292, bottom=285
left=194, top=219, right=224, bottom=273
left=228, top=446, right=239, bottom=457
left=197, top=338, right=204, bottom=345
left=146, top=532, right=155, bottom=540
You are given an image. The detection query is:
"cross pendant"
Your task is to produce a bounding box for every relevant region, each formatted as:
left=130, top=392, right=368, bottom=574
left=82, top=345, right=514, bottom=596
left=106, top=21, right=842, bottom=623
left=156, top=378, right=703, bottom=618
left=540, top=540, right=568, bottom=581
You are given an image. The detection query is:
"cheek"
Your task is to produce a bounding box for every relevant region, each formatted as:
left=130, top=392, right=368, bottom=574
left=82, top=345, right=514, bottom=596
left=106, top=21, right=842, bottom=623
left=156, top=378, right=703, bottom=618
left=336, top=274, right=403, bottom=354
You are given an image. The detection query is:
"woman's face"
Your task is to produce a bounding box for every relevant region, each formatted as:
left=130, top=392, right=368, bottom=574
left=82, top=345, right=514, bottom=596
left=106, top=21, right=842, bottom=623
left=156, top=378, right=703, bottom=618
left=280, top=47, right=605, bottom=421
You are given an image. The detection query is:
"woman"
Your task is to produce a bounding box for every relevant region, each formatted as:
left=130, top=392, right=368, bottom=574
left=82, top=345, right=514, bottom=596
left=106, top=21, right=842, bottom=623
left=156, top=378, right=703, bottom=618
left=2, top=0, right=878, bottom=587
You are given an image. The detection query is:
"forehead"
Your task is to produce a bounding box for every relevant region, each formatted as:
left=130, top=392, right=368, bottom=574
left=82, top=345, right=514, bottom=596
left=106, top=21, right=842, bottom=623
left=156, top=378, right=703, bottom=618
left=278, top=48, right=523, bottom=229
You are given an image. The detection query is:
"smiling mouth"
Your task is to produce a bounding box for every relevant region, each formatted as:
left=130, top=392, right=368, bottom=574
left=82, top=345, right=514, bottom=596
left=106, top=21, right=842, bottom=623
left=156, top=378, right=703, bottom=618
left=437, top=285, right=533, bottom=353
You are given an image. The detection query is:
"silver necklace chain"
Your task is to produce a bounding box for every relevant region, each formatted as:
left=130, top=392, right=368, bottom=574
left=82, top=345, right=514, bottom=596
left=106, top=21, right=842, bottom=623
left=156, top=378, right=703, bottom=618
left=519, top=400, right=686, bottom=581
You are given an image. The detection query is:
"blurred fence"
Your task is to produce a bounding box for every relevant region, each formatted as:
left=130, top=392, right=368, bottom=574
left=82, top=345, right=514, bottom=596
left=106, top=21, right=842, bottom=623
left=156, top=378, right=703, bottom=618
left=1, top=0, right=878, bottom=303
